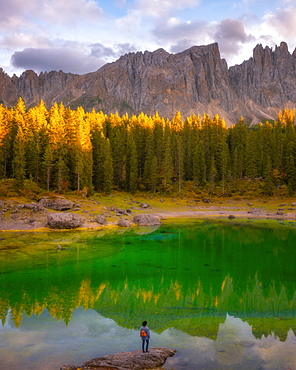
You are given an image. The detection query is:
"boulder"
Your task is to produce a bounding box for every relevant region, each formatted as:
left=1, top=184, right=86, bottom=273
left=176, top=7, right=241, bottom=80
left=203, top=198, right=211, bottom=203
left=117, top=219, right=131, bottom=227
left=140, top=203, right=150, bottom=208
left=60, top=347, right=176, bottom=370
left=47, top=213, right=83, bottom=229
left=96, top=215, right=107, bottom=225
left=133, top=214, right=161, bottom=226
left=39, top=197, right=74, bottom=211
left=20, top=202, right=44, bottom=212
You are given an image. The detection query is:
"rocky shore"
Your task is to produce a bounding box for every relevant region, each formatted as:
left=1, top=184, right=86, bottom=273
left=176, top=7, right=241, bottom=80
left=60, top=347, right=176, bottom=370
left=1, top=196, right=296, bottom=231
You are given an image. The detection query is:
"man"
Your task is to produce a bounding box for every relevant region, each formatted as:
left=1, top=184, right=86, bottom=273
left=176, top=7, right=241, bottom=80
left=140, top=320, right=150, bottom=353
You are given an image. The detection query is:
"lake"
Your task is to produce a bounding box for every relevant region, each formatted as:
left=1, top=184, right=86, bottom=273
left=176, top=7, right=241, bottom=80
left=0, top=219, right=296, bottom=369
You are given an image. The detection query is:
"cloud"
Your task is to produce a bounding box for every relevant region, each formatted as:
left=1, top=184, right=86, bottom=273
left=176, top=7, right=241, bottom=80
left=153, top=18, right=210, bottom=43
left=11, top=47, right=104, bottom=74
left=263, top=6, right=296, bottom=40
left=90, top=42, right=138, bottom=59
left=39, top=0, right=104, bottom=26
left=214, top=18, right=255, bottom=57
left=116, top=42, right=138, bottom=55
left=91, top=44, right=117, bottom=58
left=151, top=15, right=256, bottom=64
left=0, top=0, right=104, bottom=32
left=136, top=0, right=200, bottom=17
left=0, top=0, right=38, bottom=31
left=169, top=38, right=198, bottom=53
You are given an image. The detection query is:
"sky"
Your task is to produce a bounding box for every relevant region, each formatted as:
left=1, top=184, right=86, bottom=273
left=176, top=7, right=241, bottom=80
left=0, top=0, right=296, bottom=76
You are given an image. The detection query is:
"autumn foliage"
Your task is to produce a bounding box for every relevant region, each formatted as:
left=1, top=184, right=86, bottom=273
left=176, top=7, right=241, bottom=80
left=0, top=98, right=295, bottom=196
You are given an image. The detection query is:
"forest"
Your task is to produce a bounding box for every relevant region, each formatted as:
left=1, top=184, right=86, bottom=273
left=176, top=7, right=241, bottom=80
left=0, top=98, right=295, bottom=197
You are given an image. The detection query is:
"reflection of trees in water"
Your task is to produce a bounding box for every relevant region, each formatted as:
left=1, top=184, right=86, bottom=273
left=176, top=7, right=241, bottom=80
left=1, top=274, right=295, bottom=340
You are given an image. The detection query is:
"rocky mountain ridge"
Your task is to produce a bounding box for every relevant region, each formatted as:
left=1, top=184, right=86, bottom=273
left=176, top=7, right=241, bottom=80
left=0, top=41, right=295, bottom=125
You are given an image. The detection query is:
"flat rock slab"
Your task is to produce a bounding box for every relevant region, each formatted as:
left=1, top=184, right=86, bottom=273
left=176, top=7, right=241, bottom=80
left=61, top=347, right=176, bottom=370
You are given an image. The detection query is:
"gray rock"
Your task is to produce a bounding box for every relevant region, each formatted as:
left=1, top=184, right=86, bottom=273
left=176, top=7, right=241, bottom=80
left=60, top=347, right=176, bottom=370
left=47, top=213, right=84, bottom=229
left=133, top=214, right=161, bottom=226
left=21, top=202, right=45, bottom=212
left=117, top=219, right=131, bottom=227
left=40, top=198, right=74, bottom=211
left=203, top=198, right=211, bottom=203
left=140, top=203, right=150, bottom=208
left=96, top=215, right=107, bottom=225
left=276, top=211, right=284, bottom=215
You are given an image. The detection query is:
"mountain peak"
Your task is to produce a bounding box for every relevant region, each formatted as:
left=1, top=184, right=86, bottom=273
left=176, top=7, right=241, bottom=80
left=0, top=42, right=295, bottom=125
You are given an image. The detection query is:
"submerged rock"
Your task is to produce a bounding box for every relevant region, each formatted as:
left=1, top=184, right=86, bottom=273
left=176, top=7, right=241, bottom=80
left=60, top=347, right=176, bottom=370
left=47, top=213, right=84, bottom=229
left=133, top=214, right=161, bottom=226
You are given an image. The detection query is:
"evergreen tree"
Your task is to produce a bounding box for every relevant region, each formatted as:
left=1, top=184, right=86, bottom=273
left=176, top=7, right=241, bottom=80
left=263, top=155, right=274, bottom=195
left=12, top=126, right=26, bottom=190
left=208, top=155, right=217, bottom=194
left=162, top=134, right=173, bottom=193
left=126, top=133, right=138, bottom=193
left=193, top=140, right=206, bottom=189
left=43, top=143, right=53, bottom=191
left=103, top=138, right=113, bottom=194
left=175, top=135, right=184, bottom=193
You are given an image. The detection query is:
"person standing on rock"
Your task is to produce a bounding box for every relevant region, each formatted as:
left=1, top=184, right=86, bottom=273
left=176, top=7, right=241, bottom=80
left=140, top=320, right=150, bottom=353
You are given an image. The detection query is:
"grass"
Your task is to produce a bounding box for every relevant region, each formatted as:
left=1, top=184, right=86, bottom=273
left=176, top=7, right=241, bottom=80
left=1, top=178, right=296, bottom=229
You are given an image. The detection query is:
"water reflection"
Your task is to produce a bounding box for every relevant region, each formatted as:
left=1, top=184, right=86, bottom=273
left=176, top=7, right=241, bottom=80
left=0, top=220, right=296, bottom=369
left=1, top=273, right=296, bottom=341
left=1, top=309, right=295, bottom=370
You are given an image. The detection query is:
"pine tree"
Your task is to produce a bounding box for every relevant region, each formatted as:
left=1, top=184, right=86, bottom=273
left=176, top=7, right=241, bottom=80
left=208, top=155, right=217, bottom=194
left=126, top=133, right=138, bottom=193
left=192, top=140, right=206, bottom=189
left=43, top=143, right=53, bottom=191
left=245, top=128, right=259, bottom=178
left=12, top=126, right=26, bottom=190
left=149, top=155, right=158, bottom=194
left=162, top=134, right=173, bottom=193
left=263, top=155, right=274, bottom=195
left=103, top=138, right=113, bottom=194
left=174, top=135, right=184, bottom=193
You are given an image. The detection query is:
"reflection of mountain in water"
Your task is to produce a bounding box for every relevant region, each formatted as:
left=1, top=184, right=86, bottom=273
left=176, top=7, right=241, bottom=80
left=2, top=309, right=296, bottom=370
left=1, top=221, right=296, bottom=342
left=164, top=314, right=296, bottom=370
left=1, top=274, right=296, bottom=341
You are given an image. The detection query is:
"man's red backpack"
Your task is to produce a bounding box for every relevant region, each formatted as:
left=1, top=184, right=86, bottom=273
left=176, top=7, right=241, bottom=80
left=140, top=329, right=147, bottom=337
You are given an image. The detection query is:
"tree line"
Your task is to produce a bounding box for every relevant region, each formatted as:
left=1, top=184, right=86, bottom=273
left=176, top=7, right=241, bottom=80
left=0, top=98, right=295, bottom=196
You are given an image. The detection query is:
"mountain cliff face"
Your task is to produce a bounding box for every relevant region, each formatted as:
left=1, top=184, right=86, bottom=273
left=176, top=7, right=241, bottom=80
left=0, top=41, right=295, bottom=125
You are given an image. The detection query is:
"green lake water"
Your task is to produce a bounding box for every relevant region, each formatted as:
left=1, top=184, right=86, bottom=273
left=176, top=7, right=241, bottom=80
left=0, top=219, right=296, bottom=369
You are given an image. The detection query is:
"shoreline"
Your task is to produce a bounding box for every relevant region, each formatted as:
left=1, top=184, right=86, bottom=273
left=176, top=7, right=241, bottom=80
left=1, top=204, right=296, bottom=232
